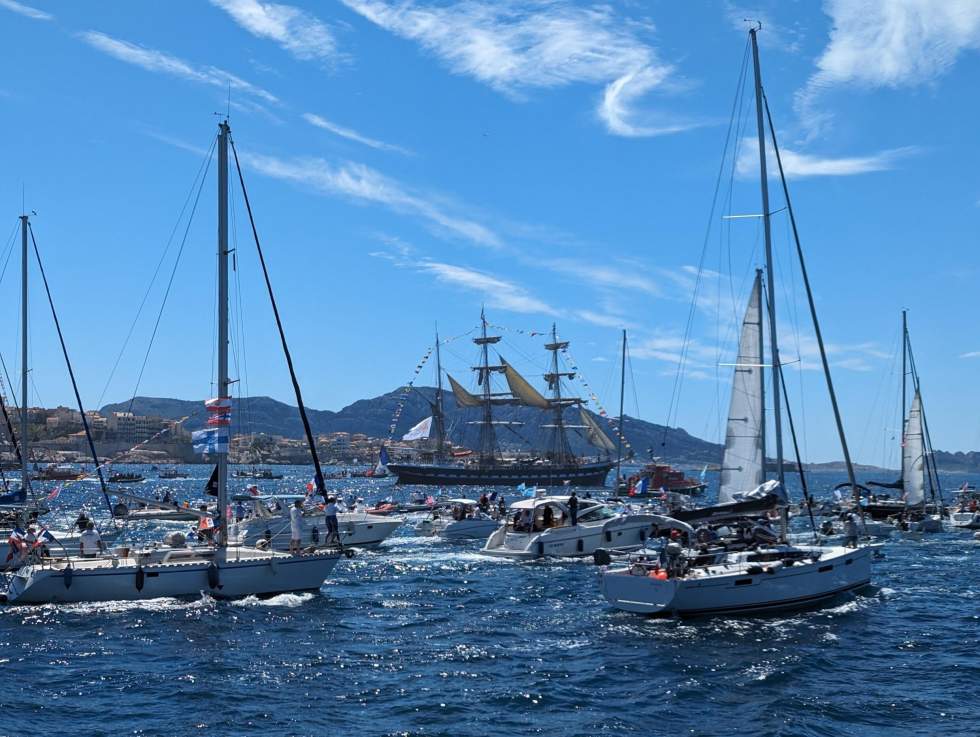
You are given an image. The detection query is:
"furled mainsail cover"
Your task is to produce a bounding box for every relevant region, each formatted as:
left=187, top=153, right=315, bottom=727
left=902, top=390, right=925, bottom=506
left=448, top=374, right=482, bottom=408
left=579, top=408, right=616, bottom=452
left=718, top=273, right=765, bottom=505
left=500, top=357, right=550, bottom=409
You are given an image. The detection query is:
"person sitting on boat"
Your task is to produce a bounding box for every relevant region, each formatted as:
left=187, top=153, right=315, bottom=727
left=162, top=490, right=173, bottom=504
left=478, top=493, right=490, bottom=512
left=75, top=510, right=89, bottom=532
left=751, top=518, right=778, bottom=546
left=542, top=506, right=555, bottom=528
left=497, top=496, right=506, bottom=517
left=79, top=521, right=104, bottom=558
left=235, top=501, right=246, bottom=523
left=289, top=499, right=303, bottom=554
left=512, top=511, right=522, bottom=531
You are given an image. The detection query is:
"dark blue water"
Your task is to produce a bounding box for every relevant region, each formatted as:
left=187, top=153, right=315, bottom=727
left=2, top=467, right=978, bottom=736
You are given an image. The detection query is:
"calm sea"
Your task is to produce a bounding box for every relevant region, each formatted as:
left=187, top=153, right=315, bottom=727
left=1, top=466, right=977, bottom=736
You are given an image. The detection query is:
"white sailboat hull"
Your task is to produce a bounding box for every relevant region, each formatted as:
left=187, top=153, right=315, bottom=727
left=907, top=515, right=944, bottom=533
left=3, top=547, right=343, bottom=604
left=417, top=517, right=500, bottom=540
left=235, top=512, right=403, bottom=550
left=482, top=515, right=653, bottom=559
left=599, top=545, right=871, bottom=617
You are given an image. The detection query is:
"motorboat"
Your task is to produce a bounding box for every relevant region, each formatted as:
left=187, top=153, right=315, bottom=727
left=481, top=495, right=656, bottom=559
left=949, top=488, right=980, bottom=530
left=158, top=468, right=190, bottom=479
left=416, top=499, right=500, bottom=540
left=232, top=494, right=404, bottom=550
left=108, top=472, right=145, bottom=483
left=32, top=464, right=84, bottom=481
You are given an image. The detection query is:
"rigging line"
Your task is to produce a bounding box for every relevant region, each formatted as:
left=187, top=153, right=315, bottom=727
left=661, top=37, right=751, bottom=449
left=232, top=189, right=254, bottom=446
left=97, top=136, right=218, bottom=409
left=125, top=138, right=215, bottom=416
left=0, top=219, right=19, bottom=287
left=229, top=136, right=328, bottom=497
left=28, top=223, right=114, bottom=522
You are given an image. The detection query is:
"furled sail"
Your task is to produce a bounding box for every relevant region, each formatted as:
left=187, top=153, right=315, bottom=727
left=500, top=357, right=550, bottom=409
left=579, top=408, right=616, bottom=452
left=902, top=390, right=925, bottom=506
left=402, top=416, right=433, bottom=441
left=448, top=374, right=482, bottom=408
left=718, top=273, right=765, bottom=505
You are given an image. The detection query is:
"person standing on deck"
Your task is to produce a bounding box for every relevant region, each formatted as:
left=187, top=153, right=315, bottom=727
left=289, top=499, right=303, bottom=554
left=324, top=496, right=339, bottom=545
left=842, top=512, right=859, bottom=548
left=568, top=491, right=579, bottom=526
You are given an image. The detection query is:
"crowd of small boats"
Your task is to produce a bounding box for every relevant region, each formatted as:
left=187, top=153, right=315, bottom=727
left=1, top=29, right=976, bottom=617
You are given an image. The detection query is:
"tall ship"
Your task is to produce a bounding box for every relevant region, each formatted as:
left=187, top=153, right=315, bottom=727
left=387, top=314, right=614, bottom=487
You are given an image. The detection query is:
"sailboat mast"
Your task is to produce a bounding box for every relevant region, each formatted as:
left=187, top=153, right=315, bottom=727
left=433, top=327, right=446, bottom=459
left=20, top=214, right=28, bottom=496
left=615, top=329, right=626, bottom=485
left=216, top=121, right=230, bottom=549
left=546, top=324, right=571, bottom=465
left=750, top=27, right=784, bottom=489
left=477, top=310, right=496, bottom=464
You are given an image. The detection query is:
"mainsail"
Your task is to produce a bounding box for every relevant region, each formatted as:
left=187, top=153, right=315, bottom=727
left=448, top=374, right=482, bottom=408
left=902, top=390, right=925, bottom=506
left=718, top=273, right=765, bottom=505
left=403, top=416, right=433, bottom=441
left=500, top=357, right=550, bottom=409
left=579, top=408, right=616, bottom=452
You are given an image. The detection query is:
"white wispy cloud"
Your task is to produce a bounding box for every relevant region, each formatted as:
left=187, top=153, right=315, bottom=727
left=543, top=258, right=662, bottom=296
left=0, top=0, right=52, bottom=20
left=798, top=0, right=980, bottom=135
left=79, top=30, right=279, bottom=104
left=303, top=112, right=412, bottom=155
left=736, top=137, right=918, bottom=178
left=960, top=351, right=980, bottom=359
left=575, top=310, right=635, bottom=329
left=209, top=0, right=341, bottom=62
left=241, top=151, right=500, bottom=247
left=417, top=261, right=557, bottom=315
left=340, top=0, right=693, bottom=138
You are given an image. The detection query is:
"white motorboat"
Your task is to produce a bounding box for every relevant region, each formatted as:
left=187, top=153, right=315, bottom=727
left=599, top=538, right=872, bottom=617
left=481, top=495, right=655, bottom=559
left=3, top=545, right=344, bottom=604
left=948, top=489, right=980, bottom=529
left=233, top=495, right=403, bottom=550
left=416, top=499, right=501, bottom=540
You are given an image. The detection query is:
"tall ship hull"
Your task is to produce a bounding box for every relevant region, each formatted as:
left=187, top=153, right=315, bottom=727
left=388, top=460, right=612, bottom=487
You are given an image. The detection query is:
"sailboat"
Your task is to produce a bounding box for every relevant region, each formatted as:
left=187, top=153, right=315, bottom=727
left=4, top=121, right=345, bottom=603
left=387, top=316, right=614, bottom=486
left=867, top=312, right=944, bottom=532
left=599, top=27, right=872, bottom=616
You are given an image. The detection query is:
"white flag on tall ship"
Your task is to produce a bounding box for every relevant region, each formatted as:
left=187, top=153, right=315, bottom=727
left=402, top=416, right=433, bottom=441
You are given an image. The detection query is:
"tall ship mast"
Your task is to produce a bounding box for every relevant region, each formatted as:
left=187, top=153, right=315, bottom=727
left=387, top=313, right=614, bottom=487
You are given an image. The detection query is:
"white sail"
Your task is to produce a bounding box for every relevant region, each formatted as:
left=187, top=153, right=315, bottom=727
left=718, top=274, right=765, bottom=505
left=579, top=409, right=616, bottom=452
left=402, top=416, right=433, bottom=441
left=902, top=390, right=925, bottom=506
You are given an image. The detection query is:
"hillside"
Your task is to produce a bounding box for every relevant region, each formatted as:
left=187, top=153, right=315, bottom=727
left=101, top=387, right=723, bottom=466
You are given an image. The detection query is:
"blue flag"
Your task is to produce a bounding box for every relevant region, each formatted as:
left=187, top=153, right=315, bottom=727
left=192, top=428, right=229, bottom=455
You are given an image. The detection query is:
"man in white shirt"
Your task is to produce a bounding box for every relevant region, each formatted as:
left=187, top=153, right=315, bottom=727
left=323, top=496, right=339, bottom=545
left=289, top=499, right=303, bottom=554
left=79, top=521, right=104, bottom=558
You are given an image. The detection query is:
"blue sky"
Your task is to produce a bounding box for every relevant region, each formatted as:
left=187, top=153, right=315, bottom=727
left=0, top=0, right=978, bottom=465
